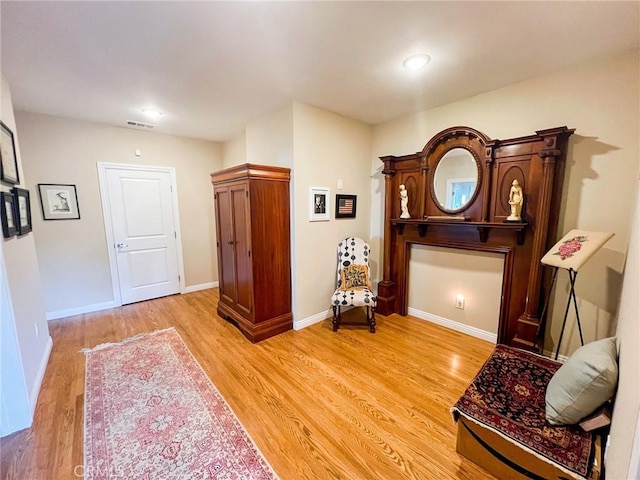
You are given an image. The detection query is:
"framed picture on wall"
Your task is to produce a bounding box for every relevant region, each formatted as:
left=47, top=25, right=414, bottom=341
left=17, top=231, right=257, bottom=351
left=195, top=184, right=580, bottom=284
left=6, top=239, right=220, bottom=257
left=1, top=191, right=18, bottom=238
left=309, top=186, right=330, bottom=222
left=0, top=121, right=19, bottom=185
left=38, top=184, right=81, bottom=220
left=335, top=194, right=357, bottom=219
left=12, top=187, right=32, bottom=235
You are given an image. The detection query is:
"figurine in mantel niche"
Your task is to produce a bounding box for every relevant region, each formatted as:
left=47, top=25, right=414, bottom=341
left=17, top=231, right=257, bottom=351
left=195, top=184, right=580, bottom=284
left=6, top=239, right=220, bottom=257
left=399, top=184, right=411, bottom=218
left=506, top=179, right=524, bottom=222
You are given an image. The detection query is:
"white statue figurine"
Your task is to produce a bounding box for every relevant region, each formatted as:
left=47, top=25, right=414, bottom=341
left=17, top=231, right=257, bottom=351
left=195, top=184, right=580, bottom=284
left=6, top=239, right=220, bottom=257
left=399, top=184, right=410, bottom=219
left=506, top=179, right=523, bottom=222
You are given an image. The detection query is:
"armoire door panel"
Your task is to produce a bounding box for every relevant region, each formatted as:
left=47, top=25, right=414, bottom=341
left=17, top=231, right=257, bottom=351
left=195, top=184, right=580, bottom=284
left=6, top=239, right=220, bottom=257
left=230, top=185, right=252, bottom=317
left=249, top=180, right=291, bottom=321
left=215, top=187, right=237, bottom=305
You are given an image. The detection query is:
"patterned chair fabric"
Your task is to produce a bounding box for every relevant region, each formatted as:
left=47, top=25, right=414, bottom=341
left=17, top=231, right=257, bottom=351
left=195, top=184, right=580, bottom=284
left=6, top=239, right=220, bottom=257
left=331, top=237, right=377, bottom=332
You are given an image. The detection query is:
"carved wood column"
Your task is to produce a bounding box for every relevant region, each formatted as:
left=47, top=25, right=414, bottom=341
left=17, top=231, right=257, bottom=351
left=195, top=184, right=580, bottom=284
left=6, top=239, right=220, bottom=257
left=481, top=142, right=496, bottom=221
left=419, top=154, right=428, bottom=218
left=512, top=135, right=562, bottom=351
left=377, top=157, right=396, bottom=315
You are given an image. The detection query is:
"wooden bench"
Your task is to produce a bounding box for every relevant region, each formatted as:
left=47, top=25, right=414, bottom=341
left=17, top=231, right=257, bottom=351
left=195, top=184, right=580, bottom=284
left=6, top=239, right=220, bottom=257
left=451, top=345, right=601, bottom=480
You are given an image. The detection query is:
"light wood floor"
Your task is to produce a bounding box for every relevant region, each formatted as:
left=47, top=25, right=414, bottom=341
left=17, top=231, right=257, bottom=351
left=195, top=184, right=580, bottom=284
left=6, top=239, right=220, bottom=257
left=1, top=288, right=498, bottom=480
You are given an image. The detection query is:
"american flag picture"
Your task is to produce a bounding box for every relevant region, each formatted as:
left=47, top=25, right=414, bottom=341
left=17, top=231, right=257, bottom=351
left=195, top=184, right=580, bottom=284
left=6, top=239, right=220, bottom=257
left=338, top=198, right=353, bottom=214
left=336, top=195, right=356, bottom=218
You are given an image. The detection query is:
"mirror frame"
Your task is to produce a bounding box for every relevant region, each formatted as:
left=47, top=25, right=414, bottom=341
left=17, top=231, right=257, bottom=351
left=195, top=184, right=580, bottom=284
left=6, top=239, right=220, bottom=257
left=429, top=145, right=482, bottom=214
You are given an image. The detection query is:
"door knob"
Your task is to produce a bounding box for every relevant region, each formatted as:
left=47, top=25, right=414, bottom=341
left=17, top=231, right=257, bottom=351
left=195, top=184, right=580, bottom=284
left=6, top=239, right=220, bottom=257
left=116, top=242, right=128, bottom=249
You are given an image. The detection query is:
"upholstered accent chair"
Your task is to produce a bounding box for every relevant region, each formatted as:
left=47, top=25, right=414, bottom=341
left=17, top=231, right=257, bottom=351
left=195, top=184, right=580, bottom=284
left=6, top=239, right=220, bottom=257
left=330, top=237, right=376, bottom=332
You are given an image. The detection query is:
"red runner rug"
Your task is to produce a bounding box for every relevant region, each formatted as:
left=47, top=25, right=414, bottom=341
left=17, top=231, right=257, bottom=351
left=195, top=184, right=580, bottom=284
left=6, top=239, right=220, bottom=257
left=451, top=345, right=594, bottom=479
left=83, top=328, right=278, bottom=480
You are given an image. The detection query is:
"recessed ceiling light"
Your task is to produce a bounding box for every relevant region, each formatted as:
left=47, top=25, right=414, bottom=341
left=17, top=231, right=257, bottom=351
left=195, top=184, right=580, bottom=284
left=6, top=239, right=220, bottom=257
left=402, top=54, right=431, bottom=70
left=141, top=108, right=163, bottom=120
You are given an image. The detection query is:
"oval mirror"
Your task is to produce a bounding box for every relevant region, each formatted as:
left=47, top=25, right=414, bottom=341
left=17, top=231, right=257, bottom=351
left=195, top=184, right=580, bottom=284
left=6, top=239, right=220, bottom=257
left=433, top=148, right=479, bottom=211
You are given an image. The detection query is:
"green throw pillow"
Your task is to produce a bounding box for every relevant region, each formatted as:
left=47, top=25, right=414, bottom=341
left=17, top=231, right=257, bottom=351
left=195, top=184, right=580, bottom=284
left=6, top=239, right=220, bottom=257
left=545, top=337, right=618, bottom=425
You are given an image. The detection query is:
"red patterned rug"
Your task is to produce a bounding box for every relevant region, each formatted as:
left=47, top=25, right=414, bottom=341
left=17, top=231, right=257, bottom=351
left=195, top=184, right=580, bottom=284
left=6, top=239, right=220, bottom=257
left=83, top=328, right=278, bottom=479
left=451, top=345, right=594, bottom=479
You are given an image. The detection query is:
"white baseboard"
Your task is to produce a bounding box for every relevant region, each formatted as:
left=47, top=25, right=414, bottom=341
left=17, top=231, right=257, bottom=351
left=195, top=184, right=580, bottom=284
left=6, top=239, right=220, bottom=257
left=45, top=283, right=220, bottom=321
left=46, top=300, right=118, bottom=321
left=294, top=306, right=356, bottom=330
left=543, top=349, right=569, bottom=363
left=408, top=307, right=497, bottom=344
left=294, top=309, right=332, bottom=330
left=183, top=281, right=218, bottom=294
left=30, top=335, right=53, bottom=415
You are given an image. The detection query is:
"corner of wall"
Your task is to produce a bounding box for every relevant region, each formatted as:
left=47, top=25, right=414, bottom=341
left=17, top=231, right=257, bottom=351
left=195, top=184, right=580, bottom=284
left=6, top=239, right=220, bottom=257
left=221, top=129, right=247, bottom=168
left=606, top=180, right=640, bottom=478
left=0, top=75, right=52, bottom=436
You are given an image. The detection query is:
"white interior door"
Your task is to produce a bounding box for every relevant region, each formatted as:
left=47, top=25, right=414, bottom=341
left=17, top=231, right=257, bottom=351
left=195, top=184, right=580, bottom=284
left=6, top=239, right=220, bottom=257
left=103, top=166, right=181, bottom=305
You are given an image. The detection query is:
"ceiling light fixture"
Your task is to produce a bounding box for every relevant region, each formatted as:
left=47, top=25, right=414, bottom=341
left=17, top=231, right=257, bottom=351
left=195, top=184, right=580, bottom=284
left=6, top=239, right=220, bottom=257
left=402, top=53, right=431, bottom=70
left=141, top=108, right=163, bottom=120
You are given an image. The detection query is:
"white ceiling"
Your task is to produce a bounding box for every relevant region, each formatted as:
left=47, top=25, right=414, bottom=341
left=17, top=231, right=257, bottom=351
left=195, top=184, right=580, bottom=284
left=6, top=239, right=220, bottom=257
left=2, top=1, right=639, bottom=143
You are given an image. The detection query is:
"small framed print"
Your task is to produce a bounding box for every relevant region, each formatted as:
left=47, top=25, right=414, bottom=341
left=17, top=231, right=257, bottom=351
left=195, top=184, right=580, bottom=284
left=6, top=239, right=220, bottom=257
left=12, top=187, right=32, bottom=235
left=0, top=121, right=19, bottom=185
left=38, top=184, right=81, bottom=220
left=1, top=191, right=18, bottom=238
left=335, top=194, right=357, bottom=219
left=309, top=186, right=330, bottom=222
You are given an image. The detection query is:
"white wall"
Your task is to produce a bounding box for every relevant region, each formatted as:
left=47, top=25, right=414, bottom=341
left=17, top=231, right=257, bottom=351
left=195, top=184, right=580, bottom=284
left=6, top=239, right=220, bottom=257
left=16, top=112, right=223, bottom=317
left=292, top=102, right=373, bottom=324
left=0, top=236, right=31, bottom=435
left=408, top=246, right=502, bottom=339
left=246, top=105, right=294, bottom=168
left=608, top=181, right=640, bottom=480
left=371, top=51, right=639, bottom=355
left=221, top=104, right=294, bottom=169
left=222, top=130, right=247, bottom=168
left=0, top=76, right=52, bottom=436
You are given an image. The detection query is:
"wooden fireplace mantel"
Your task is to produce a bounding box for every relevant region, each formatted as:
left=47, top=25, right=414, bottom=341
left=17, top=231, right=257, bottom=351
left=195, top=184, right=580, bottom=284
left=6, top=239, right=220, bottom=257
left=391, top=219, right=528, bottom=244
left=378, top=126, right=575, bottom=352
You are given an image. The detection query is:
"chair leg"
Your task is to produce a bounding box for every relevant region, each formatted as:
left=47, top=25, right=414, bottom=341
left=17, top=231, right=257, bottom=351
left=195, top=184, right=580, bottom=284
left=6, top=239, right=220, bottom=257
left=367, top=306, right=376, bottom=333
left=332, top=305, right=340, bottom=332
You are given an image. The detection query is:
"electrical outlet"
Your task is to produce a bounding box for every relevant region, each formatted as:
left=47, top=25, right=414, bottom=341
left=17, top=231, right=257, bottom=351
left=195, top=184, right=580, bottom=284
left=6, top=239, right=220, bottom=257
left=34, top=322, right=39, bottom=338
left=455, top=295, right=465, bottom=309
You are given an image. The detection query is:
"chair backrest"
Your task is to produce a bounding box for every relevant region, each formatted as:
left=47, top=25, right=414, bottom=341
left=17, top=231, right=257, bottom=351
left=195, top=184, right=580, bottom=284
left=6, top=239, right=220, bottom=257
left=335, top=237, right=371, bottom=288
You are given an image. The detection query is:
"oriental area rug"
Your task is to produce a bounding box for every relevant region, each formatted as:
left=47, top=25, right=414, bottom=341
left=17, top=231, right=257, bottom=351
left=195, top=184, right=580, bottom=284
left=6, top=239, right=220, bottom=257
left=451, top=345, right=594, bottom=480
left=83, top=328, right=278, bottom=480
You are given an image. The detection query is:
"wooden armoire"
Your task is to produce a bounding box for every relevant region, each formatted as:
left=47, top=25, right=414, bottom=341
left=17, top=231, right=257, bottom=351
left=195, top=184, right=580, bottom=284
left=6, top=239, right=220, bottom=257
left=210, top=164, right=292, bottom=342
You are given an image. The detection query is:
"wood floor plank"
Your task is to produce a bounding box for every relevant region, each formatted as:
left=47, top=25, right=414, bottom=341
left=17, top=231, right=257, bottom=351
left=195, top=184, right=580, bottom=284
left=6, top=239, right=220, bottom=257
left=0, top=288, right=497, bottom=480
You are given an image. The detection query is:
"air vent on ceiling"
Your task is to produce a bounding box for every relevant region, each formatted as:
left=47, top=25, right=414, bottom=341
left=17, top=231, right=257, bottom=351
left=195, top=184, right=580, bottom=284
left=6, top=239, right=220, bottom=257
left=126, top=120, right=156, bottom=129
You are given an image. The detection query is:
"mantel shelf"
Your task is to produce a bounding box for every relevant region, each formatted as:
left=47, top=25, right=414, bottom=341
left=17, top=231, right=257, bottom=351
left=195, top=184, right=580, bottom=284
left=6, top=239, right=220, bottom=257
left=391, top=219, right=527, bottom=245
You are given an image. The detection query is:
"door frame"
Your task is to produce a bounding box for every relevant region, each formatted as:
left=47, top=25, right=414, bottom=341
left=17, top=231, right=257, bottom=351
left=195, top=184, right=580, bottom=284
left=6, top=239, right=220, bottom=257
left=97, top=162, right=186, bottom=306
